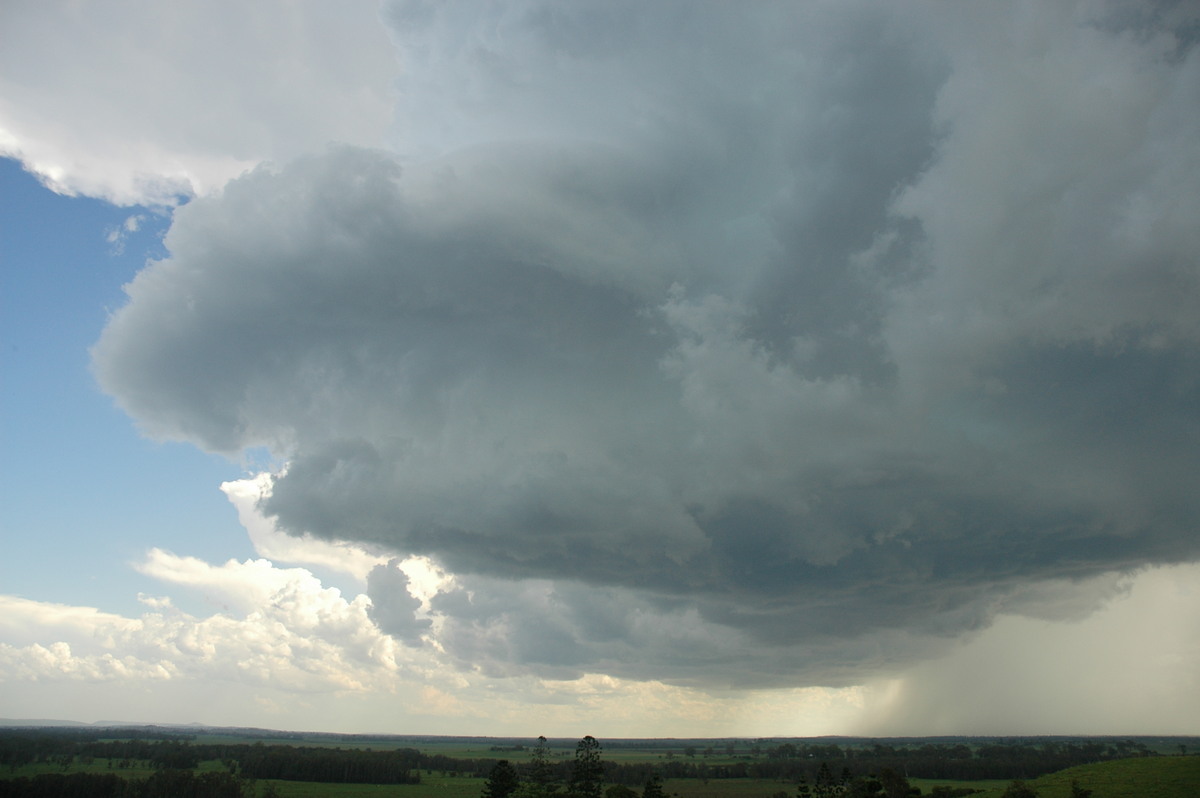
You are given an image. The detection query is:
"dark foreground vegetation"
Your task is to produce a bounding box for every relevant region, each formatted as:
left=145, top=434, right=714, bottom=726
left=0, top=727, right=1195, bottom=798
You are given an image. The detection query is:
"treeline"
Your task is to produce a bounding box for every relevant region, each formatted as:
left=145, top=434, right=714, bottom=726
left=234, top=743, right=420, bottom=783
left=0, top=732, right=427, bottom=785
left=0, top=733, right=203, bottom=772
left=743, top=739, right=1155, bottom=782
left=0, top=769, right=247, bottom=798
left=482, top=739, right=921, bottom=798
left=593, top=740, right=1155, bottom=786
left=492, top=739, right=1140, bottom=798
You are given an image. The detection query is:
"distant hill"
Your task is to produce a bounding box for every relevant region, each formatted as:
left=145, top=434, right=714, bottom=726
left=961, top=755, right=1200, bottom=798
left=1041, top=755, right=1199, bottom=798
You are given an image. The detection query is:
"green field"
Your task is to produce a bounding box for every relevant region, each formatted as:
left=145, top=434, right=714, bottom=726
left=244, top=755, right=1200, bottom=798
left=1006, top=755, right=1198, bottom=798
left=909, top=777, right=1012, bottom=795
left=249, top=756, right=1200, bottom=797
left=904, top=756, right=1200, bottom=798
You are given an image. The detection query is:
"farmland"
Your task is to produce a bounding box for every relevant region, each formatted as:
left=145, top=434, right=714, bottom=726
left=0, top=727, right=1195, bottom=797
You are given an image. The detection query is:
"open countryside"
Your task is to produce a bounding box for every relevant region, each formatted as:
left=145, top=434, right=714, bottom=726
left=3, top=5, right=1199, bottom=798
left=1, top=727, right=1196, bottom=797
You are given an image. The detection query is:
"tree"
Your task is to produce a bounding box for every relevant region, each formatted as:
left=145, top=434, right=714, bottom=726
left=568, top=736, right=604, bottom=798
left=642, top=775, right=667, bottom=798
left=484, top=760, right=521, bottom=798
left=845, top=773, right=883, bottom=798
left=1069, top=781, right=1093, bottom=798
left=1001, top=781, right=1039, bottom=798
left=813, top=762, right=841, bottom=798
left=877, top=768, right=911, bottom=798
left=519, top=737, right=560, bottom=798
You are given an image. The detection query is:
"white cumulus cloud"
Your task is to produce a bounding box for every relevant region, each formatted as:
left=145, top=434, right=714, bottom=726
left=0, top=0, right=398, bottom=204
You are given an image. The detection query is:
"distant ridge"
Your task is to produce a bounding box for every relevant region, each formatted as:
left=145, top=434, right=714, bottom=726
left=0, top=719, right=204, bottom=729
left=1, top=721, right=1196, bottom=751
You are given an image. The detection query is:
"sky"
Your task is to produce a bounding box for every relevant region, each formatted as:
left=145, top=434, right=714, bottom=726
left=1, top=0, right=1199, bottom=738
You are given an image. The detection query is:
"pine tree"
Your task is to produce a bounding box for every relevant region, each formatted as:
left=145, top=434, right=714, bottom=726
left=483, top=760, right=521, bottom=798
left=518, top=736, right=560, bottom=798
left=568, top=736, right=604, bottom=798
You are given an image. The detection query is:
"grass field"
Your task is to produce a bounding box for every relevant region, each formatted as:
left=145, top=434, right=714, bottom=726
left=243, top=756, right=1199, bottom=798
left=1017, top=755, right=1199, bottom=798
left=251, top=757, right=1200, bottom=797
left=908, top=776, right=1011, bottom=794
left=904, top=756, right=1200, bottom=798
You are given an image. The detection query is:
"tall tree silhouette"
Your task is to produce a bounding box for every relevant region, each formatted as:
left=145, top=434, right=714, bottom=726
left=568, top=736, right=603, bottom=798
left=518, top=736, right=560, bottom=798
left=483, top=760, right=521, bottom=798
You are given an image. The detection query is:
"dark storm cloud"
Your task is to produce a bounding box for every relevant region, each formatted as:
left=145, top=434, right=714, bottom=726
left=93, top=1, right=1200, bottom=687
left=367, top=561, right=431, bottom=644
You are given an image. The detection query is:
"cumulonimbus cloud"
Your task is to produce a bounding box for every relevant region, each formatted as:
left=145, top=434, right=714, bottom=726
left=90, top=0, right=1200, bottom=688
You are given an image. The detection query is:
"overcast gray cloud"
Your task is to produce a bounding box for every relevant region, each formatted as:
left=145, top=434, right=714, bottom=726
left=92, top=0, right=1200, bottom=690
